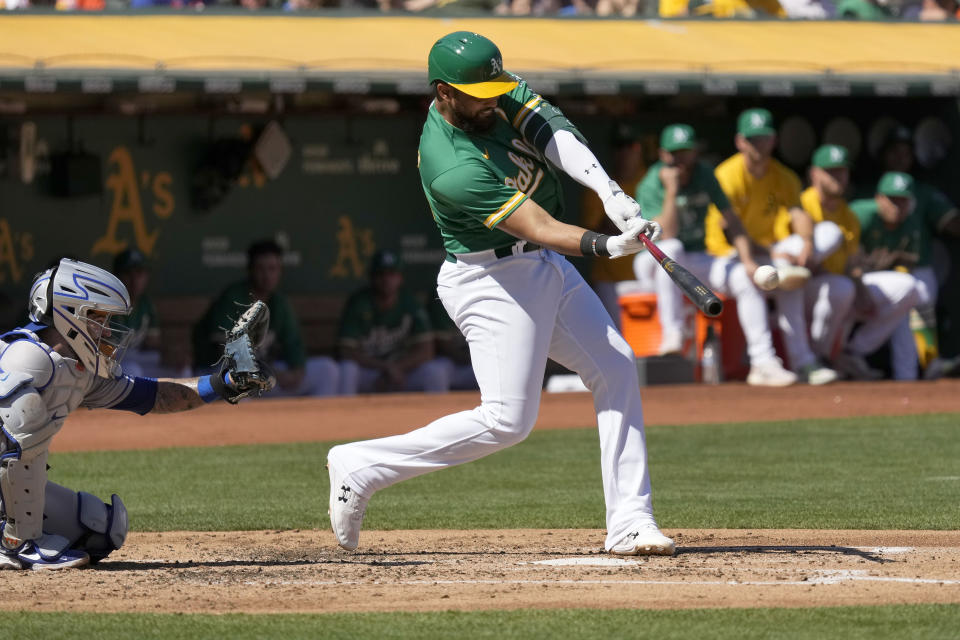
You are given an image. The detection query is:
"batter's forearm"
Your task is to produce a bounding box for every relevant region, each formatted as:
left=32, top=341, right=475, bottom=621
left=544, top=130, right=615, bottom=201
left=499, top=198, right=593, bottom=256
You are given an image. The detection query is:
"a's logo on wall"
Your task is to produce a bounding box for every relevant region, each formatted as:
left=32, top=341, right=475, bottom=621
left=0, top=218, right=35, bottom=285
left=329, top=216, right=375, bottom=279
left=91, top=146, right=174, bottom=258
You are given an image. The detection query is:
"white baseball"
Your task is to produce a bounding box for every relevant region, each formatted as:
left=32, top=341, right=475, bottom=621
left=753, top=264, right=779, bottom=291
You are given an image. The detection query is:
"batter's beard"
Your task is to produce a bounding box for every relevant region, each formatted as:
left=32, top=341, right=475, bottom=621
left=453, top=107, right=497, bottom=134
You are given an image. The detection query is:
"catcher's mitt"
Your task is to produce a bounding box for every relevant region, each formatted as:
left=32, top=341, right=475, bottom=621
left=210, top=300, right=277, bottom=404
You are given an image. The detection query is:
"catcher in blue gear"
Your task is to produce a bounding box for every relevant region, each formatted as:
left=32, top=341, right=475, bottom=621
left=0, top=258, right=275, bottom=570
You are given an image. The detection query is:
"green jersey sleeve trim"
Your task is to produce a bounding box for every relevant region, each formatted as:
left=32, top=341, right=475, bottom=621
left=485, top=190, right=528, bottom=228
left=500, top=79, right=586, bottom=154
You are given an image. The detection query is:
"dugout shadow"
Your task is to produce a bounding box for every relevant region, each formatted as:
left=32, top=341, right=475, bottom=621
left=675, top=545, right=892, bottom=563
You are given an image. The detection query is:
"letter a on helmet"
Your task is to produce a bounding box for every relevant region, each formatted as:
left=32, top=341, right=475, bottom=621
left=428, top=32, right=519, bottom=99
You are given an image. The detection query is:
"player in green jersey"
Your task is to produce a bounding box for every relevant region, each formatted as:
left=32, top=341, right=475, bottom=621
left=327, top=31, right=674, bottom=557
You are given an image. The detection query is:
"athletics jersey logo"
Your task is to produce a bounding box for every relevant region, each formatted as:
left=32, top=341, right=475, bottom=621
left=504, top=138, right=545, bottom=195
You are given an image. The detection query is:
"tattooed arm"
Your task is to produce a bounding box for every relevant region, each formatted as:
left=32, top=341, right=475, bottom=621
left=151, top=378, right=209, bottom=414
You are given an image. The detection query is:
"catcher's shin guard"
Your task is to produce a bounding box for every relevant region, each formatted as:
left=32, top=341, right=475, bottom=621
left=42, top=482, right=128, bottom=563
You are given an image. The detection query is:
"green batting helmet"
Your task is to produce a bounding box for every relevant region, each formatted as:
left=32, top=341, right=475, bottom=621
left=428, top=31, right=518, bottom=99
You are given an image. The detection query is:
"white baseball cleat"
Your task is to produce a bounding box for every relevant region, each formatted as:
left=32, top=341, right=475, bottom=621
left=746, top=358, right=798, bottom=387
left=18, top=535, right=90, bottom=571
left=775, top=265, right=811, bottom=291
left=609, top=523, right=676, bottom=557
left=0, top=552, right=23, bottom=570
left=327, top=459, right=369, bottom=552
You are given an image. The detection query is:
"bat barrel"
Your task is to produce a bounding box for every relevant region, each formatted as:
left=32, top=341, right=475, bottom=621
left=703, top=296, right=723, bottom=317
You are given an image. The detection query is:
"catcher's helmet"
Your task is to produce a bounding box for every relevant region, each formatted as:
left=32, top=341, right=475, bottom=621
left=29, top=258, right=133, bottom=378
left=428, top=31, right=518, bottom=99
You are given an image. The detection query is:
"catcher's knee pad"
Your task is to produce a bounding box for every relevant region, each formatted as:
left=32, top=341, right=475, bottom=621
left=42, top=482, right=128, bottom=564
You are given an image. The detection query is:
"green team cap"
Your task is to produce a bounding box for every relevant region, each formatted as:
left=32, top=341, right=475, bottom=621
left=877, top=171, right=915, bottom=198
left=428, top=31, right=518, bottom=99
left=811, top=144, right=850, bottom=169
left=660, top=124, right=697, bottom=151
left=737, top=108, right=776, bottom=138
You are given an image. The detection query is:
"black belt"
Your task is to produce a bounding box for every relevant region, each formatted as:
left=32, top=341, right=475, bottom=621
left=446, top=243, right=540, bottom=264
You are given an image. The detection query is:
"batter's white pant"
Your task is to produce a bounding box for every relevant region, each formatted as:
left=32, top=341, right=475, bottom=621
left=633, top=239, right=778, bottom=367
left=592, top=280, right=623, bottom=331
left=339, top=358, right=451, bottom=394
left=328, top=247, right=655, bottom=550
left=887, top=266, right=936, bottom=380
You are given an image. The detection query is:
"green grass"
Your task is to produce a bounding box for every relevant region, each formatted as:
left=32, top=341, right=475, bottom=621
left=2, top=605, right=959, bottom=639
left=48, top=412, right=960, bottom=531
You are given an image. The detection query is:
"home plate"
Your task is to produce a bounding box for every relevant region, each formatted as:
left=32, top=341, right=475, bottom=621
left=525, top=557, right=643, bottom=567
left=856, top=547, right=914, bottom=555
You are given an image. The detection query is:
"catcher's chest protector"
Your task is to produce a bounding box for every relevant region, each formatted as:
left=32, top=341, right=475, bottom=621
left=0, top=332, right=95, bottom=433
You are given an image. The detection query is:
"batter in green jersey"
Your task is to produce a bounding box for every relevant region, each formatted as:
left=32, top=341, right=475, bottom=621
left=327, top=31, right=675, bottom=559
left=418, top=78, right=578, bottom=254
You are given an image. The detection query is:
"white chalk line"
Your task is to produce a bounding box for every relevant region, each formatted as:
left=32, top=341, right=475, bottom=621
left=236, top=570, right=960, bottom=588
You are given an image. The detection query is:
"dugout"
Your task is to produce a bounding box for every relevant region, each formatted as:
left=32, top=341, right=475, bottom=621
left=1, top=14, right=959, bottom=360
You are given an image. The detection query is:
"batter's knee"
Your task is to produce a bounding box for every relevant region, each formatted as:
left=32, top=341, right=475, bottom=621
left=478, top=401, right=538, bottom=446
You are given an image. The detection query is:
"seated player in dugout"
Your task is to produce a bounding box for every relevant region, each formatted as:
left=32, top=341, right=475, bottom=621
left=794, top=146, right=924, bottom=381
left=0, top=258, right=274, bottom=570
left=193, top=239, right=340, bottom=396
left=870, top=125, right=960, bottom=378
left=337, top=249, right=451, bottom=394
left=709, top=108, right=844, bottom=386
left=850, top=172, right=960, bottom=380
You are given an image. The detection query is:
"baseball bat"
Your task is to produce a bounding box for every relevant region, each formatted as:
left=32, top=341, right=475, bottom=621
left=638, top=234, right=724, bottom=317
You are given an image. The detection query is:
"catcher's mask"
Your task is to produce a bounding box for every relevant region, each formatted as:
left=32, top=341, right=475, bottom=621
left=29, top=258, right=134, bottom=378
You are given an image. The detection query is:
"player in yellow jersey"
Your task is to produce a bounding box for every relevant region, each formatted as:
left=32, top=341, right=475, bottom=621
left=709, top=109, right=839, bottom=385
left=796, top=146, right=922, bottom=380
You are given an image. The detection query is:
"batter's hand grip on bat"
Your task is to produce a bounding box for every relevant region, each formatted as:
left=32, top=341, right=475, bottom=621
left=638, top=234, right=724, bottom=318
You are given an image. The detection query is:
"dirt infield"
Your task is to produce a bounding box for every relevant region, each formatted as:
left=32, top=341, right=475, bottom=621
left=24, top=380, right=960, bottom=614
left=5, top=529, right=960, bottom=614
